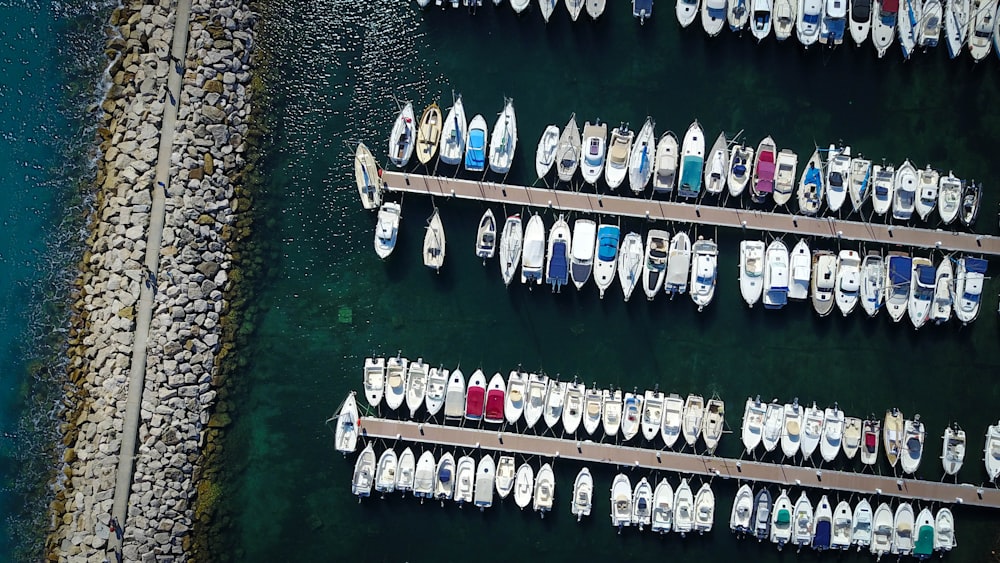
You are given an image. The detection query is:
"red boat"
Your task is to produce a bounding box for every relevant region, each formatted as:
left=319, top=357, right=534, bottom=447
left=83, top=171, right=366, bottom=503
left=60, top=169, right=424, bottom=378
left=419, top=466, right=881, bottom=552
left=484, top=372, right=506, bottom=424
left=464, top=369, right=486, bottom=421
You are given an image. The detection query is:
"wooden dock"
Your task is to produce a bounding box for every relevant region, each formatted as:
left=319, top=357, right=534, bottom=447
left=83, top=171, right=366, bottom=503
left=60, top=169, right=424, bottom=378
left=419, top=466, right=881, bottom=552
left=360, top=417, right=1000, bottom=509
left=381, top=171, right=1000, bottom=256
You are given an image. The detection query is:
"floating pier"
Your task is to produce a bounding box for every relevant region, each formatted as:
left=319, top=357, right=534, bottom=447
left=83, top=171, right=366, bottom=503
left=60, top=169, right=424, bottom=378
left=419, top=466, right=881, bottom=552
left=381, top=171, right=1000, bottom=257
left=359, top=416, right=1000, bottom=509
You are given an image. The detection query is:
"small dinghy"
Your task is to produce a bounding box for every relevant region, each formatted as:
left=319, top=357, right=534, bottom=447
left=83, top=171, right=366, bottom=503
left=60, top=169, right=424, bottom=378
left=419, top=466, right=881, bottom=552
left=682, top=394, right=705, bottom=447
left=334, top=392, right=360, bottom=454
left=632, top=477, right=653, bottom=530
left=415, top=102, right=442, bottom=166
left=498, top=214, right=523, bottom=286
left=352, top=443, right=376, bottom=498
left=422, top=208, right=446, bottom=272
left=388, top=102, right=415, bottom=168
left=870, top=502, right=893, bottom=558
left=495, top=455, right=516, bottom=499
left=693, top=483, right=715, bottom=534
left=762, top=401, right=784, bottom=453
left=424, top=367, right=448, bottom=417
left=843, top=416, right=862, bottom=459
left=475, top=208, right=497, bottom=261
left=770, top=490, right=793, bottom=549
left=773, top=148, right=798, bottom=206
left=652, top=132, right=679, bottom=193
left=562, top=380, right=585, bottom=435
left=375, top=448, right=398, bottom=495
left=535, top=125, right=559, bottom=180
left=505, top=370, right=527, bottom=425
left=580, top=120, right=608, bottom=186
left=934, top=507, right=956, bottom=552
left=483, top=372, right=506, bottom=424
left=628, top=117, right=656, bottom=193
left=792, top=491, right=814, bottom=549
left=513, top=463, right=534, bottom=509
left=571, top=467, right=594, bottom=521
left=611, top=474, right=632, bottom=531
left=405, top=358, right=429, bottom=418
left=861, top=418, right=881, bottom=466
left=443, top=368, right=466, bottom=421
left=860, top=251, right=885, bottom=317
left=543, top=379, right=568, bottom=430
left=438, top=95, right=467, bottom=166
left=362, top=357, right=385, bottom=408
left=703, top=132, right=729, bottom=196
left=652, top=479, right=674, bottom=533
left=618, top=232, right=644, bottom=302
left=533, top=464, right=555, bottom=516
left=673, top=478, right=695, bottom=537
left=374, top=202, right=402, bottom=259
left=781, top=399, right=802, bottom=458
left=941, top=423, right=966, bottom=476
left=603, top=388, right=624, bottom=438
left=753, top=488, right=773, bottom=541
left=740, top=241, right=766, bottom=308
left=396, top=448, right=415, bottom=495
left=413, top=450, right=436, bottom=500
left=583, top=387, right=603, bottom=436
left=812, top=495, right=833, bottom=551
left=730, top=484, right=754, bottom=534
left=831, top=500, right=853, bottom=550
left=556, top=114, right=582, bottom=183
left=593, top=224, right=621, bottom=299
left=797, top=149, right=823, bottom=215
left=523, top=373, right=548, bottom=429
left=742, top=396, right=766, bottom=454
left=474, top=454, right=496, bottom=510
left=621, top=391, right=643, bottom=441
left=852, top=499, right=873, bottom=550
left=354, top=142, right=383, bottom=210
left=662, top=394, right=684, bottom=448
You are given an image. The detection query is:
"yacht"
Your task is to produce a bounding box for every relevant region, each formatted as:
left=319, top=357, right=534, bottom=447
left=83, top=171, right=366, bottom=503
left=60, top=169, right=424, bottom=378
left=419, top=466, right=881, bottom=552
left=870, top=502, right=893, bottom=558
left=731, top=484, right=754, bottom=534
left=443, top=368, right=466, bottom=420
left=570, top=219, right=597, bottom=290
left=652, top=131, right=679, bottom=193
left=643, top=229, right=671, bottom=299
left=405, top=358, right=429, bottom=418
left=871, top=163, right=895, bottom=216
left=885, top=252, right=912, bottom=322
left=632, top=478, right=653, bottom=530
left=908, top=256, right=935, bottom=329
left=546, top=215, right=571, bottom=292
left=352, top=443, right=376, bottom=498
left=354, top=142, right=383, bottom=210
left=742, top=396, right=767, bottom=454
left=580, top=120, right=608, bottom=186
left=593, top=224, right=621, bottom=298
left=750, top=136, right=777, bottom=204
left=848, top=155, right=873, bottom=212
left=513, top=463, right=534, bottom=509
left=690, top=237, right=719, bottom=312
left=621, top=391, right=643, bottom=441
left=483, top=372, right=506, bottom=425
left=954, top=256, right=986, bottom=324
left=415, top=103, right=442, bottom=166
left=762, top=401, right=784, bottom=453
left=535, top=125, right=559, bottom=180
left=676, top=0, right=702, bottom=27
left=604, top=124, right=634, bottom=190
left=556, top=114, right=582, bottom=183
left=694, top=483, right=716, bottom=534
left=374, top=202, right=402, bottom=259
left=504, top=370, right=526, bottom=425
left=396, top=447, right=415, bottom=495
left=562, top=380, right=585, bottom=435
left=850, top=0, right=874, bottom=44
left=812, top=495, right=833, bottom=551
left=641, top=389, right=665, bottom=441
left=571, top=467, right=594, bottom=521
left=789, top=239, right=811, bottom=301
left=763, top=239, right=790, bottom=309
left=533, top=463, right=555, bottom=516
left=422, top=208, right=446, bottom=272
left=463, top=114, right=488, bottom=172
left=915, top=165, right=940, bottom=221
left=825, top=145, right=851, bottom=211
left=603, top=388, right=624, bottom=437
left=892, top=160, right=917, bottom=221
left=913, top=507, right=936, bottom=559
left=861, top=418, right=881, bottom=466
left=770, top=489, right=793, bottom=548
left=543, top=379, right=568, bottom=430
left=753, top=488, right=773, bottom=541
left=872, top=0, right=900, bottom=57
left=820, top=404, right=845, bottom=463
left=853, top=499, right=874, bottom=550
left=454, top=455, right=475, bottom=506
left=652, top=479, right=674, bottom=533
left=704, top=0, right=730, bottom=33
left=583, top=386, right=604, bottom=435
left=521, top=214, right=546, bottom=285
left=774, top=148, right=798, bottom=206
left=943, top=0, right=969, bottom=57
left=892, top=503, right=915, bottom=556
left=464, top=369, right=486, bottom=422
left=831, top=500, right=853, bottom=550
left=384, top=355, right=408, bottom=411
left=498, top=214, right=522, bottom=286
left=819, top=0, right=848, bottom=43
left=678, top=121, right=706, bottom=199
left=611, top=474, right=633, bottom=531
left=362, top=357, right=385, bottom=408
left=811, top=250, right=838, bottom=317
left=628, top=117, right=656, bottom=193
left=884, top=407, right=904, bottom=468
left=682, top=394, right=705, bottom=447
left=334, top=392, right=360, bottom=454
left=388, top=102, right=415, bottom=168
left=474, top=454, right=495, bottom=510
left=843, top=416, right=863, bottom=459
left=797, top=149, right=823, bottom=215
left=413, top=450, right=436, bottom=500
left=702, top=397, right=726, bottom=453
left=438, top=95, right=467, bottom=165
left=751, top=0, right=775, bottom=39
left=495, top=455, right=515, bottom=499
left=967, top=0, right=998, bottom=61
left=797, top=0, right=824, bottom=45
left=728, top=143, right=754, bottom=197
left=662, top=393, right=685, bottom=448
left=987, top=420, right=1000, bottom=481
left=942, top=423, right=966, bottom=476
left=800, top=402, right=825, bottom=459
left=928, top=257, right=953, bottom=324
left=774, top=0, right=797, bottom=40
left=934, top=507, right=956, bottom=552
left=704, top=132, right=729, bottom=196
left=664, top=231, right=693, bottom=296
left=475, top=209, right=497, bottom=261
left=434, top=452, right=456, bottom=502
left=792, top=491, right=814, bottom=548
left=937, top=172, right=963, bottom=224
left=617, top=232, right=644, bottom=302
left=739, top=240, right=766, bottom=308
left=860, top=251, right=885, bottom=317
left=781, top=399, right=803, bottom=458
left=834, top=249, right=861, bottom=316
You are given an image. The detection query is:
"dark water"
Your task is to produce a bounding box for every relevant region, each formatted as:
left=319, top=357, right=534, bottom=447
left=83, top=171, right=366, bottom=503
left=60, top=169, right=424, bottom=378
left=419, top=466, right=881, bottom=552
left=219, top=1, right=1000, bottom=561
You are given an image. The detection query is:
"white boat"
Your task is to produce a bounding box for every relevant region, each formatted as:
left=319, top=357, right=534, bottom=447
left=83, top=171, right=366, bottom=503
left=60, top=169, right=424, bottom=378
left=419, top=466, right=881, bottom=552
left=702, top=398, right=725, bottom=453
left=611, top=474, right=632, bottom=530
left=664, top=231, right=692, bottom=296
left=484, top=372, right=506, bottom=425
left=792, top=491, right=814, bottom=548
left=505, top=370, right=527, bottom=425
left=388, top=102, right=415, bottom=168
left=962, top=180, right=982, bottom=226
left=539, top=0, right=560, bottom=22
left=583, top=387, right=604, bottom=435
left=797, top=0, right=824, bottom=45
left=813, top=495, right=833, bottom=551
left=750, top=136, right=777, bottom=204
left=556, top=114, right=582, bottom=183
left=831, top=500, right=853, bottom=550
left=934, top=508, right=956, bottom=552
left=853, top=499, right=874, bottom=550
left=731, top=484, right=754, bottom=534
left=834, top=249, right=861, bottom=316
left=682, top=394, right=705, bottom=447
left=797, top=149, right=823, bottom=215
left=535, top=124, right=559, bottom=180
left=617, top=232, right=644, bottom=302
left=913, top=508, right=936, bottom=559
left=621, top=391, right=643, bottom=441
left=580, top=120, right=608, bottom=186
left=413, top=450, right=436, bottom=500
left=673, top=478, right=695, bottom=537
left=334, top=392, right=360, bottom=454
left=375, top=448, right=398, bottom=495
left=763, top=239, right=790, bottom=310
left=464, top=369, right=486, bottom=422
left=405, top=358, right=429, bottom=418
left=870, top=502, right=893, bottom=558
left=848, top=156, right=873, bottom=212
left=521, top=214, right=546, bottom=285
left=593, top=224, right=620, bottom=298
left=632, top=478, right=653, bottom=530
left=434, top=452, right=455, bottom=502
left=789, top=239, right=811, bottom=301
left=475, top=208, right=497, bottom=261
left=811, top=250, right=838, bottom=317
left=641, top=389, right=665, bottom=442
left=892, top=503, right=915, bottom=556
left=652, top=479, right=674, bottom=533
left=938, top=172, right=963, bottom=224
left=770, top=490, right=793, bottom=548
left=893, top=160, right=917, bottom=221
left=396, top=447, right=415, bottom=495
left=774, top=0, right=798, bottom=39
left=751, top=0, right=775, bottom=39
left=693, top=483, right=715, bottom=534
left=570, top=219, right=597, bottom=290
left=571, top=468, right=594, bottom=520
left=954, top=256, right=986, bottom=324
left=604, top=124, right=634, bottom=190
left=915, top=165, right=940, bottom=221
left=443, top=368, right=466, bottom=420
left=944, top=0, right=970, bottom=56
left=860, top=251, right=885, bottom=317
left=533, top=463, right=555, bottom=516
left=513, top=463, right=534, bottom=509
left=678, top=121, right=706, bottom=199
left=374, top=202, right=402, bottom=259
left=352, top=443, right=376, bottom=498
left=819, top=0, right=849, bottom=43
left=543, top=379, right=567, bottom=430
left=652, top=132, right=679, bottom=193
left=464, top=114, right=488, bottom=173
left=415, top=103, right=442, bottom=166
left=642, top=229, right=670, bottom=300
left=727, top=143, right=754, bottom=197
left=774, top=148, right=798, bottom=206
left=704, top=0, right=729, bottom=33
left=562, top=380, right=585, bottom=435
left=871, top=163, right=895, bottom=216
left=843, top=417, right=863, bottom=459
left=567, top=0, right=586, bottom=22
left=488, top=99, right=517, bottom=174
left=872, top=0, right=900, bottom=56
left=884, top=252, right=911, bottom=322
left=898, top=0, right=923, bottom=58
left=362, top=357, right=385, bottom=408
left=704, top=132, right=728, bottom=196
left=355, top=142, right=383, bottom=210
left=825, top=145, right=851, bottom=212
left=730, top=0, right=752, bottom=29
left=603, top=388, right=624, bottom=437
left=861, top=418, right=881, bottom=466
left=850, top=0, right=874, bottom=43
left=690, top=237, right=718, bottom=312
left=495, top=455, right=516, bottom=499
left=439, top=96, right=467, bottom=166
left=967, top=0, right=997, bottom=61
left=781, top=399, right=802, bottom=458
left=908, top=256, right=935, bottom=329
left=752, top=489, right=773, bottom=541
left=628, top=117, right=656, bottom=193
left=742, top=396, right=766, bottom=454
left=498, top=214, right=522, bottom=286
left=762, top=401, right=784, bottom=453
left=677, top=0, right=702, bottom=27
left=941, top=423, right=966, bottom=476
left=384, top=356, right=408, bottom=411
left=474, top=454, right=495, bottom=510
left=511, top=0, right=531, bottom=12
left=820, top=404, right=845, bottom=463
left=929, top=258, right=953, bottom=324
left=801, top=402, right=825, bottom=459
left=739, top=240, right=766, bottom=308
left=986, top=420, right=1000, bottom=480
left=884, top=407, right=904, bottom=468
left=423, top=208, right=446, bottom=272
left=662, top=393, right=685, bottom=448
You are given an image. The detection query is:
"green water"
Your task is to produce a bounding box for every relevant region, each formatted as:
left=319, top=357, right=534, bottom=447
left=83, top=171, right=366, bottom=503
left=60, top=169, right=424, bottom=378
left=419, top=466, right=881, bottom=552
left=218, top=2, right=1000, bottom=561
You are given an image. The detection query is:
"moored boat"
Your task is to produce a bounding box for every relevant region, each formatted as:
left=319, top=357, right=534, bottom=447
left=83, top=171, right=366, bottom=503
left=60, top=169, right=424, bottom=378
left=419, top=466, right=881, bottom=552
left=641, top=389, right=665, bottom=442
left=797, top=0, right=824, bottom=45
left=843, top=416, right=863, bottom=459
left=583, top=386, right=604, bottom=435
left=664, top=231, right=692, bottom=297
left=934, top=507, right=956, bottom=552
left=562, top=380, right=585, bottom=435
left=938, top=172, right=963, bottom=224
left=495, top=455, right=515, bottom=499
left=362, top=357, right=385, bottom=408
left=443, top=368, right=466, bottom=420
left=812, top=495, right=833, bottom=551
left=463, top=114, right=488, bottom=172
left=628, top=117, right=656, bottom=193
left=556, top=114, right=582, bottom=183
left=652, top=131, right=679, bottom=193
left=415, top=102, right=442, bottom=166
left=704, top=132, right=729, bottom=196
left=820, top=0, right=848, bottom=43
left=915, top=165, right=940, bottom=221
left=914, top=507, right=935, bottom=559
left=811, top=250, right=838, bottom=317
left=984, top=420, right=1000, bottom=481
left=662, top=393, right=685, bottom=448
left=967, top=0, right=996, bottom=61
left=727, top=142, right=754, bottom=197
left=884, top=407, right=904, bottom=468
left=604, top=124, right=634, bottom=190
left=773, top=148, right=797, bottom=206
left=752, top=488, right=773, bottom=541
left=702, top=397, right=725, bottom=453
left=751, top=0, right=775, bottom=40
left=621, top=391, right=643, bottom=441
left=543, top=378, right=567, bottom=430
left=853, top=498, right=874, bottom=550
left=861, top=418, right=881, bottom=466
left=825, top=144, right=851, bottom=212
left=570, top=219, right=597, bottom=290
left=850, top=0, right=874, bottom=44
left=413, top=450, right=436, bottom=500
left=834, top=249, right=861, bottom=316
left=374, top=448, right=398, bottom=495
left=944, top=0, right=970, bottom=57
left=352, top=443, right=376, bottom=498
left=474, top=454, right=496, bottom=510
left=334, top=392, right=360, bottom=454
left=739, top=240, right=766, bottom=308
left=860, top=251, right=885, bottom=317
left=498, top=214, right=522, bottom=286
left=960, top=179, right=982, bottom=226
left=438, top=95, right=467, bottom=166
left=488, top=98, right=517, bottom=174
left=929, top=257, right=953, bottom=324
left=870, top=502, right=893, bottom=558
left=632, top=477, right=653, bottom=530
left=374, top=202, right=402, bottom=259
left=872, top=0, right=900, bottom=56
left=908, top=256, right=935, bottom=329
left=355, top=142, right=383, bottom=210
left=770, top=489, right=793, bottom=548
left=885, top=252, right=912, bottom=322
left=693, top=483, right=716, bottom=534
left=513, top=462, right=534, bottom=509
left=892, top=502, right=915, bottom=556
left=781, top=399, right=802, bottom=458
left=773, top=0, right=798, bottom=39
left=792, top=491, right=814, bottom=548
left=704, top=0, right=729, bottom=33
left=521, top=214, right=546, bottom=285
left=789, top=239, right=811, bottom=301
left=954, top=256, right=986, bottom=324
left=611, top=473, right=632, bottom=531
left=384, top=355, right=408, bottom=411
left=405, top=358, right=429, bottom=418
left=617, top=232, right=644, bottom=302
left=800, top=402, right=825, bottom=459
left=677, top=0, right=702, bottom=27
left=652, top=478, right=674, bottom=533
left=892, top=159, right=917, bottom=221
left=797, top=149, right=823, bottom=215
left=535, top=124, right=559, bottom=180
left=423, top=208, right=446, bottom=272
left=434, top=451, right=456, bottom=502
left=848, top=155, right=873, bottom=212
left=678, top=121, right=706, bottom=199
left=475, top=209, right=497, bottom=261
left=820, top=404, right=845, bottom=463
left=603, top=388, right=624, bottom=437
left=762, top=400, right=784, bottom=453
left=571, top=467, right=594, bottom=521
left=483, top=372, right=506, bottom=424
left=831, top=500, right=853, bottom=550
left=742, top=396, right=766, bottom=454
left=388, top=102, right=415, bottom=168
left=464, top=369, right=486, bottom=422
left=871, top=163, right=895, bottom=216
left=690, top=236, right=719, bottom=312
left=763, top=239, right=790, bottom=310
left=533, top=463, right=555, bottom=516
left=580, top=120, right=608, bottom=186
left=750, top=136, right=777, bottom=204
left=505, top=370, right=526, bottom=425
left=682, top=394, right=705, bottom=447
left=730, top=0, right=752, bottom=29
left=941, top=423, right=966, bottom=476
left=593, top=224, right=621, bottom=299
left=586, top=0, right=607, bottom=17
left=642, top=229, right=671, bottom=299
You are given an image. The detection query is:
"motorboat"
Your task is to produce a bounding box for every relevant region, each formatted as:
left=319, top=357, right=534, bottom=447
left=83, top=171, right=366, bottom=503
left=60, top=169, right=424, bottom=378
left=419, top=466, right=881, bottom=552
left=415, top=102, right=442, bottom=166
left=535, top=124, right=559, bottom=180
left=434, top=452, right=456, bottom=502
left=861, top=418, right=881, bottom=466
left=603, top=388, right=624, bottom=437
left=730, top=0, right=752, bottom=29
left=704, top=0, right=729, bottom=34
left=986, top=420, right=1000, bottom=481
left=604, top=124, right=634, bottom=190
left=374, top=448, right=398, bottom=495
left=463, top=114, right=488, bottom=172
left=476, top=209, right=497, bottom=261
left=682, top=394, right=705, bottom=447
left=540, top=0, right=559, bottom=23
left=929, top=257, right=953, bottom=324
left=702, top=397, right=725, bottom=453
left=872, top=0, right=900, bottom=57
left=742, top=396, right=767, bottom=453
left=652, top=479, right=674, bottom=533
left=797, top=0, right=824, bottom=45
left=521, top=214, right=546, bottom=285
left=443, top=368, right=466, bottom=420
left=892, top=503, right=915, bottom=556
left=781, top=399, right=802, bottom=458
left=954, top=257, right=986, bottom=324
left=871, top=163, right=895, bottom=216
left=944, top=0, right=970, bottom=57
left=703, top=132, right=728, bottom=196
left=679, top=481, right=703, bottom=536
left=763, top=239, right=790, bottom=310
left=617, top=232, right=644, bottom=302
left=731, top=484, right=754, bottom=534
left=580, top=120, right=608, bottom=186
left=498, top=214, right=522, bottom=286
left=934, top=508, right=956, bottom=552
left=752, top=488, right=773, bottom=541
left=373, top=202, right=402, bottom=259
left=800, top=402, right=825, bottom=459
left=831, top=500, right=853, bottom=550
left=593, top=224, right=621, bottom=298
left=474, top=454, right=495, bottom=510
left=652, top=131, right=679, bottom=193
left=662, top=393, right=685, bottom=448
left=884, top=407, right=904, bottom=468
left=727, top=143, right=754, bottom=197
left=694, top=483, right=715, bottom=534
left=848, top=155, right=873, bottom=212
left=819, top=0, right=848, bottom=43
left=850, top=0, right=874, bottom=43
left=583, top=387, right=604, bottom=435
left=812, top=495, right=833, bottom=551
left=464, top=369, right=486, bottom=422
left=789, top=239, right=811, bottom=301
left=676, top=0, right=702, bottom=27
left=792, top=491, right=814, bottom=548
left=938, top=172, right=963, bottom=224
left=566, top=0, right=586, bottom=21
left=860, top=251, right=885, bottom=317
left=641, top=389, right=665, bottom=441
left=664, top=231, right=693, bottom=296
left=543, top=379, right=568, bottom=430
left=611, top=474, right=632, bottom=531
left=843, top=416, right=863, bottom=459
left=884, top=252, right=912, bottom=322
left=797, top=149, right=823, bottom=215
left=384, top=355, right=408, bottom=411
left=571, top=467, right=594, bottom=521
left=621, top=391, right=643, bottom=441
left=505, top=370, right=526, bottom=425
left=413, top=450, right=436, bottom=500
left=961, top=179, right=982, bottom=226
left=750, top=136, right=777, bottom=204
left=642, top=229, right=671, bottom=300
left=632, top=478, right=653, bottom=530
left=773, top=0, right=798, bottom=39
left=908, top=256, right=935, bottom=329
left=423, top=208, right=446, bottom=272
left=897, top=0, right=922, bottom=58
left=334, top=392, right=360, bottom=454
left=396, top=447, right=415, bottom=495
left=892, top=160, right=917, bottom=221
left=739, top=240, right=766, bottom=308
left=834, top=249, right=861, bottom=316
left=773, top=148, right=798, bottom=206
left=556, top=114, right=582, bottom=183
left=354, top=142, right=383, bottom=210
left=628, top=117, right=656, bottom=193
left=513, top=463, right=534, bottom=509
left=853, top=499, right=874, bottom=550
left=483, top=372, right=506, bottom=424
left=811, top=250, right=838, bottom=317
left=388, top=102, right=415, bottom=168
left=438, top=95, right=467, bottom=165
left=495, top=455, right=515, bottom=499
left=488, top=98, right=517, bottom=174
left=941, top=423, right=965, bottom=476
left=562, top=380, right=585, bottom=434
left=762, top=401, right=784, bottom=453
left=570, top=219, right=596, bottom=290
left=825, top=145, right=851, bottom=211
left=914, top=507, right=936, bottom=559
left=362, top=357, right=385, bottom=408
left=678, top=121, right=705, bottom=199
left=870, top=502, right=893, bottom=558
left=751, top=0, right=775, bottom=39
left=633, top=0, right=654, bottom=20
left=405, top=358, right=429, bottom=418
left=770, top=489, right=793, bottom=548
left=352, top=443, right=376, bottom=498
left=915, top=165, right=940, bottom=221
left=690, top=237, right=718, bottom=312
left=533, top=463, right=555, bottom=516
left=967, top=0, right=997, bottom=61
left=820, top=405, right=844, bottom=463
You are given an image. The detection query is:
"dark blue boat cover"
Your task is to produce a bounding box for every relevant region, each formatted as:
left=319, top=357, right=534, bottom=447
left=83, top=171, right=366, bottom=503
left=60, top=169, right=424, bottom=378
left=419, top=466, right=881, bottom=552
left=439, top=467, right=451, bottom=483
left=967, top=257, right=987, bottom=274
left=550, top=241, right=568, bottom=282
left=812, top=520, right=831, bottom=548
left=916, top=264, right=935, bottom=286
left=889, top=256, right=911, bottom=285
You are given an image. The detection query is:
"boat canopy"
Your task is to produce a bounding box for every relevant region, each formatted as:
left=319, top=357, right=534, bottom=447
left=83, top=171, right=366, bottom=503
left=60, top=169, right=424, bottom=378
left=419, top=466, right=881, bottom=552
left=633, top=0, right=653, bottom=15
left=679, top=156, right=704, bottom=197
left=889, top=257, right=912, bottom=286
left=966, top=257, right=987, bottom=274
left=813, top=520, right=832, bottom=547
left=596, top=227, right=620, bottom=261
left=852, top=0, right=872, bottom=19
left=880, top=0, right=898, bottom=13
left=914, top=525, right=934, bottom=555
left=805, top=167, right=822, bottom=196
left=485, top=389, right=504, bottom=420
left=466, top=387, right=485, bottom=418
left=777, top=509, right=791, bottom=525
left=439, top=466, right=452, bottom=483
left=916, top=264, right=935, bottom=286
left=550, top=241, right=569, bottom=281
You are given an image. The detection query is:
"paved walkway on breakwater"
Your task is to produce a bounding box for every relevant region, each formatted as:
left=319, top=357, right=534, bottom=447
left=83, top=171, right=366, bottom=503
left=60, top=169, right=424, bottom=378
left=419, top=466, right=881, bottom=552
left=359, top=417, right=1000, bottom=509
left=110, top=0, right=193, bottom=551
left=381, top=171, right=1000, bottom=256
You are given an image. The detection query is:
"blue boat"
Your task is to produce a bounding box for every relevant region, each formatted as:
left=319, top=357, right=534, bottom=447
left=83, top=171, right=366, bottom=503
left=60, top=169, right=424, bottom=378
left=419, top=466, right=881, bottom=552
left=752, top=488, right=772, bottom=541
left=545, top=216, right=571, bottom=293
left=593, top=224, right=621, bottom=298
left=820, top=0, right=848, bottom=44
left=464, top=114, right=488, bottom=172
left=633, top=0, right=653, bottom=22
left=678, top=121, right=705, bottom=199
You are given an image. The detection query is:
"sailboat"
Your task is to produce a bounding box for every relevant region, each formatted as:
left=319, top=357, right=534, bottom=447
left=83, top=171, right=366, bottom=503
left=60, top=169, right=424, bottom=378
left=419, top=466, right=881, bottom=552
left=908, top=256, right=935, bottom=329
left=524, top=373, right=548, bottom=429
left=773, top=148, right=798, bottom=206
left=580, top=120, right=608, bottom=186
left=693, top=483, right=716, bottom=534
left=513, top=463, right=534, bottom=509
left=763, top=239, right=790, bottom=310
left=704, top=132, right=729, bottom=196
left=443, top=368, right=466, bottom=420
left=967, top=0, right=997, bottom=61
left=673, top=478, right=695, bottom=537
left=781, top=399, right=803, bottom=458
left=641, top=389, right=665, bottom=442
left=941, top=423, right=966, bottom=476
left=488, top=98, right=517, bottom=174
left=543, top=378, right=567, bottom=430
left=539, top=0, right=560, bottom=23
left=893, top=160, right=917, bottom=220
left=334, top=392, right=360, bottom=454
left=820, top=404, right=845, bottom=463
left=556, top=114, right=582, bottom=183
left=362, top=357, right=385, bottom=408
left=545, top=215, right=571, bottom=292
left=352, top=443, right=376, bottom=498
left=415, top=103, right=442, bottom=166
left=792, top=491, right=814, bottom=549
left=934, top=507, right=956, bottom=552
left=861, top=418, right=881, bottom=466
left=834, top=249, right=861, bottom=316
left=438, top=95, right=467, bottom=166
left=642, top=229, right=670, bottom=300
left=474, top=454, right=496, bottom=510
left=375, top=448, right=398, bottom=495
left=915, top=165, right=940, bottom=221
left=690, top=236, right=718, bottom=311
left=483, top=372, right=506, bottom=424
left=825, top=145, right=851, bottom=212
left=884, top=407, right=904, bottom=468
left=892, top=503, right=916, bottom=556
left=848, top=155, right=873, bottom=212
left=521, top=214, right=546, bottom=285
left=800, top=402, right=825, bottom=459
left=702, top=397, right=726, bottom=453
left=384, top=355, right=408, bottom=411
left=562, top=380, right=585, bottom=435
left=388, top=102, right=415, bottom=168
left=986, top=420, right=1000, bottom=481
left=753, top=488, right=773, bottom=541
left=567, top=0, right=586, bottom=21
left=374, top=202, right=402, bottom=259
left=593, top=224, right=621, bottom=298
left=583, top=386, right=604, bottom=435
left=604, top=124, right=634, bottom=190
left=621, top=391, right=643, bottom=441
left=628, top=117, right=656, bottom=193
left=611, top=474, right=633, bottom=531
left=618, top=232, right=644, bottom=302
left=463, top=114, right=488, bottom=172
left=751, top=0, right=775, bottom=39
left=852, top=499, right=874, bottom=550
left=602, top=388, right=624, bottom=438
left=727, top=143, right=754, bottom=197
left=505, top=370, right=526, bottom=425
left=811, top=250, right=838, bottom=317
left=664, top=231, right=692, bottom=296
left=870, top=502, right=893, bottom=558
left=739, top=240, right=766, bottom=308
left=750, top=136, right=777, bottom=204
left=762, top=400, right=784, bottom=453
left=831, top=500, right=853, bottom=550
left=850, top=0, right=874, bottom=43
left=682, top=394, right=705, bottom=447
left=944, top=0, right=970, bottom=56
left=938, top=172, right=963, bottom=224
left=570, top=219, right=597, bottom=290
left=652, top=479, right=674, bottom=533
left=897, top=0, right=923, bottom=58
left=843, top=417, right=863, bottom=459
left=354, top=142, right=383, bottom=210
left=533, top=463, right=555, bottom=516
left=860, top=251, right=885, bottom=317
left=632, top=478, right=653, bottom=530
left=653, top=132, right=679, bottom=193
left=789, top=239, right=811, bottom=301
left=571, top=468, right=594, bottom=520
left=929, top=257, right=953, bottom=324
left=423, top=208, right=446, bottom=272
left=498, top=214, right=522, bottom=286
left=405, top=358, right=429, bottom=418
left=534, top=125, right=559, bottom=180
left=678, top=121, right=706, bottom=199
left=796, top=149, right=823, bottom=215
left=954, top=257, right=987, bottom=324
left=464, top=369, right=486, bottom=422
